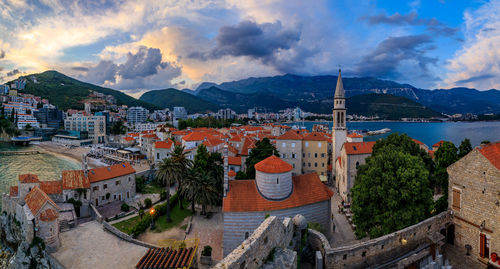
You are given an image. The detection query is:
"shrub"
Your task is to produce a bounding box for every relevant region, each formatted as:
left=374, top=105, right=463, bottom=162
left=307, top=222, right=324, bottom=234
left=129, top=193, right=180, bottom=237
left=160, top=191, right=167, bottom=201
left=144, top=198, right=152, bottom=208
left=138, top=209, right=144, bottom=219
left=201, top=245, right=212, bottom=256
left=121, top=203, right=130, bottom=212
left=265, top=213, right=270, bottom=219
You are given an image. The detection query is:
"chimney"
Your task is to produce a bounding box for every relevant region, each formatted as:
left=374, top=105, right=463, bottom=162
left=223, top=143, right=229, bottom=197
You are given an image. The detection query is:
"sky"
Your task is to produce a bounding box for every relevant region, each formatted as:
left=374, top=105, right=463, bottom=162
left=0, top=0, right=498, bottom=98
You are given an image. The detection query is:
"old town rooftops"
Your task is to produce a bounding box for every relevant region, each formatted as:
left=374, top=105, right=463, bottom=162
left=223, top=173, right=333, bottom=212
left=302, top=132, right=329, bottom=141
left=40, top=180, right=63, bottom=195
left=62, top=170, right=90, bottom=189
left=25, top=186, right=59, bottom=216
left=275, top=130, right=303, bottom=140
left=39, top=208, right=58, bottom=222
left=135, top=247, right=196, bottom=269
left=478, top=141, right=500, bottom=170
left=19, top=174, right=39, bottom=183
left=10, top=186, right=18, bottom=197
left=254, top=155, right=293, bottom=174
left=154, top=140, right=174, bottom=149
left=344, top=141, right=376, bottom=155
left=88, top=163, right=135, bottom=183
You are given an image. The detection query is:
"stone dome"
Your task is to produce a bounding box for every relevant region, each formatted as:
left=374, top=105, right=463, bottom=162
left=293, top=214, right=307, bottom=230
left=254, top=155, right=293, bottom=174
left=255, top=155, right=293, bottom=200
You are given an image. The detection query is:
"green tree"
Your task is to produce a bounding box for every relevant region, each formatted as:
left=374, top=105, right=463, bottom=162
left=171, top=145, right=192, bottom=209
left=110, top=120, right=127, bottom=135
left=194, top=144, right=210, bottom=171
left=181, top=169, right=218, bottom=215
left=155, top=158, right=178, bottom=222
left=458, top=138, right=472, bottom=158
left=244, top=138, right=279, bottom=179
left=433, top=141, right=458, bottom=213
left=24, top=123, right=32, bottom=131
left=351, top=147, right=433, bottom=238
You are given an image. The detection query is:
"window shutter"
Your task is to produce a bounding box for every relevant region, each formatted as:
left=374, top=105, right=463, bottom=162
left=480, top=234, right=485, bottom=258
left=452, top=189, right=461, bottom=209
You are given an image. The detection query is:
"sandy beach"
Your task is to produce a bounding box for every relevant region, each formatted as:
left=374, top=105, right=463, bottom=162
left=37, top=142, right=106, bottom=169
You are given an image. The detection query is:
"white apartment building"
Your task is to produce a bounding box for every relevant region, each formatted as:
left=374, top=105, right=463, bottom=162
left=64, top=114, right=106, bottom=144
left=127, top=107, right=148, bottom=123
left=17, top=114, right=40, bottom=129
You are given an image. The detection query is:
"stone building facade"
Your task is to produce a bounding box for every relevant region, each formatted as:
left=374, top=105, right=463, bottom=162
left=274, top=130, right=303, bottom=176
left=222, top=155, right=333, bottom=256
left=302, top=132, right=330, bottom=180
left=447, top=141, right=500, bottom=267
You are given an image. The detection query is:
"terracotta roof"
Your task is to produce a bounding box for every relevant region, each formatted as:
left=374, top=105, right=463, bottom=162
left=40, top=180, right=63, bottom=194
left=229, top=134, right=242, bottom=142
left=433, top=140, right=445, bottom=148
left=240, top=138, right=256, bottom=156
left=344, top=141, right=376, bottom=155
left=228, top=156, right=242, bottom=166
left=228, top=170, right=237, bottom=177
left=88, top=163, right=135, bottom=183
left=142, top=134, right=158, bottom=139
left=135, top=247, right=196, bottom=269
left=154, top=140, right=173, bottom=149
left=24, top=186, right=59, bottom=215
left=19, top=174, right=39, bottom=183
left=412, top=139, right=424, bottom=145
left=39, top=208, right=59, bottom=222
left=275, top=130, right=303, bottom=140
left=203, top=138, right=224, bottom=147
left=254, top=155, right=293, bottom=173
left=62, top=170, right=90, bottom=190
left=347, top=133, right=363, bottom=138
left=478, top=141, right=500, bottom=170
left=227, top=145, right=239, bottom=155
left=128, top=133, right=139, bottom=137
left=123, top=137, right=135, bottom=141
left=10, top=186, right=18, bottom=197
left=428, top=150, right=435, bottom=159
left=223, top=173, right=333, bottom=212
left=302, top=132, right=329, bottom=141
left=182, top=131, right=210, bottom=142
left=172, top=130, right=189, bottom=136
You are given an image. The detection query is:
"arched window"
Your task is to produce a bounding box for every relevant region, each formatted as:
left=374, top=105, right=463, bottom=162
left=356, top=161, right=359, bottom=169
left=276, top=178, right=279, bottom=184
left=245, top=232, right=249, bottom=239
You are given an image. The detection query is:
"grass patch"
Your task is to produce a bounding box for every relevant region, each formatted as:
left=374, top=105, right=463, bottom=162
left=112, top=215, right=142, bottom=235
left=152, top=200, right=192, bottom=233
left=142, top=182, right=165, bottom=194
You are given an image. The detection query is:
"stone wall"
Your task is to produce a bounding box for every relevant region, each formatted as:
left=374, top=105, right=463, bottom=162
left=102, top=221, right=159, bottom=249
left=215, top=216, right=295, bottom=269
left=223, top=201, right=330, bottom=256
left=90, top=173, right=136, bottom=207
left=308, top=211, right=451, bottom=269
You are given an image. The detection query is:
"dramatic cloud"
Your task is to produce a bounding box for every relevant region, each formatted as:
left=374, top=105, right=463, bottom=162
left=361, top=12, right=458, bottom=36
left=83, top=60, right=118, bottom=85
left=443, top=0, right=500, bottom=89
left=119, top=47, right=166, bottom=79
left=0, top=50, right=4, bottom=59
left=6, top=69, right=21, bottom=77
left=71, top=66, right=90, bottom=72
left=355, top=35, right=438, bottom=79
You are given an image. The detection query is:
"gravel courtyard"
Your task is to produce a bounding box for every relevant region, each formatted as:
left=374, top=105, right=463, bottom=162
left=52, top=221, right=148, bottom=269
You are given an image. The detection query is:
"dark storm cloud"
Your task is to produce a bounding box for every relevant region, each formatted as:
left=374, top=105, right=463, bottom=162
left=360, top=12, right=458, bottom=36
left=72, top=66, right=90, bottom=72
left=355, top=34, right=438, bottom=79
left=0, top=50, right=5, bottom=59
left=455, top=74, right=495, bottom=84
left=84, top=60, right=118, bottom=84
left=118, top=46, right=164, bottom=79
left=189, top=20, right=306, bottom=72
left=6, top=69, right=21, bottom=77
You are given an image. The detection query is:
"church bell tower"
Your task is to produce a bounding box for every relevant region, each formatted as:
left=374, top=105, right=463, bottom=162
left=332, top=69, right=347, bottom=178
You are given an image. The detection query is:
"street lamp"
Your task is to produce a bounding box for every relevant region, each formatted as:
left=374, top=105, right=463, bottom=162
left=150, top=208, right=156, bottom=229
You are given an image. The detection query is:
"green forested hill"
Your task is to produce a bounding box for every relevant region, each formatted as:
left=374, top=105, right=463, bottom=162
left=347, top=94, right=442, bottom=119
left=139, top=88, right=220, bottom=113
left=12, top=71, right=159, bottom=111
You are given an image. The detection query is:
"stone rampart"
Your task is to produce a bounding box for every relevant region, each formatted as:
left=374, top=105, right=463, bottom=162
left=215, top=216, right=294, bottom=269
left=308, top=211, right=452, bottom=269
left=102, top=221, right=159, bottom=249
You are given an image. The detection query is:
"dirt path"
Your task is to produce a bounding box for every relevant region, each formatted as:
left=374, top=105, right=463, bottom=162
left=137, top=218, right=189, bottom=245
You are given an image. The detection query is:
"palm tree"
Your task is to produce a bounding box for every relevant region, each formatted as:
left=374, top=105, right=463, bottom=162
left=155, top=158, right=178, bottom=222
left=171, top=145, right=192, bottom=209
left=196, top=171, right=219, bottom=215
left=181, top=168, right=200, bottom=214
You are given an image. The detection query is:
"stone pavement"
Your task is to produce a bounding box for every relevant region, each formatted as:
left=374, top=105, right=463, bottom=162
left=329, top=188, right=358, bottom=246
left=53, top=221, right=148, bottom=269
left=186, top=211, right=224, bottom=263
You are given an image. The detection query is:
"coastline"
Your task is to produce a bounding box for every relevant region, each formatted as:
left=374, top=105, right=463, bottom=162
left=36, top=141, right=106, bottom=169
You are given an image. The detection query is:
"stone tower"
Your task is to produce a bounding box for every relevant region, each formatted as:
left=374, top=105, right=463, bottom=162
left=332, top=69, right=347, bottom=178
left=223, top=143, right=229, bottom=197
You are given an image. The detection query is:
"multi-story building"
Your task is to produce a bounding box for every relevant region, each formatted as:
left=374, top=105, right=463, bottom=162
left=1, top=84, right=9, bottom=95
left=3, top=101, right=37, bottom=115
left=64, top=114, right=106, bottom=144
left=447, top=141, right=499, bottom=268
left=17, top=114, right=40, bottom=129
left=153, top=140, right=174, bottom=163
left=274, top=129, right=303, bottom=176
left=173, top=107, right=188, bottom=121
left=302, top=132, right=330, bottom=181
left=218, top=108, right=236, bottom=120
left=127, top=107, right=148, bottom=124
left=33, top=105, right=63, bottom=129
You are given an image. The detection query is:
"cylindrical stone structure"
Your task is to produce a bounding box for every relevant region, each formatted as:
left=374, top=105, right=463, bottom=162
left=254, top=155, right=293, bottom=200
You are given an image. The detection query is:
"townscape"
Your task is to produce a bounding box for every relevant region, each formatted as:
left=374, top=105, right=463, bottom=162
left=1, top=1, right=500, bottom=269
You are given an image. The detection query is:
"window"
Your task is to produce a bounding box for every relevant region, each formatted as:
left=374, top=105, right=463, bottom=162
left=292, top=153, right=296, bottom=159
left=356, top=162, right=359, bottom=169
left=480, top=233, right=490, bottom=258
left=74, top=193, right=78, bottom=199
left=93, top=186, right=99, bottom=191
left=282, top=153, right=286, bottom=158
left=245, top=232, right=249, bottom=239
left=116, top=180, right=120, bottom=186
left=322, top=163, right=325, bottom=167
left=292, top=164, right=295, bottom=168
left=302, top=153, right=305, bottom=158
left=318, top=142, right=322, bottom=148
left=103, top=184, right=107, bottom=189
left=321, top=153, right=325, bottom=158
left=308, top=163, right=311, bottom=167
left=291, top=143, right=296, bottom=148
left=157, top=153, right=160, bottom=159
left=276, top=178, right=279, bottom=184
left=101, top=196, right=105, bottom=201
left=315, top=153, right=318, bottom=158
left=308, top=153, right=311, bottom=158
left=129, top=177, right=131, bottom=182
left=282, top=142, right=286, bottom=148
left=305, top=142, right=309, bottom=148
left=315, top=162, right=318, bottom=167
left=84, top=192, right=87, bottom=199
left=452, top=188, right=461, bottom=210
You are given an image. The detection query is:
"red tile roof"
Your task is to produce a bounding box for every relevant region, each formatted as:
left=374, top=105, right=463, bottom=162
left=223, top=173, right=333, bottom=212
left=344, top=141, right=376, bottom=155
left=228, top=170, right=237, bottom=177
left=19, top=174, right=39, bottom=183
left=154, top=140, right=173, bottom=149
left=123, top=137, right=135, bottom=141
left=172, top=130, right=189, bottom=136
left=135, top=247, right=196, bottom=269
left=347, top=133, right=363, bottom=138
left=478, top=141, right=500, bottom=170
left=142, top=134, right=158, bottom=139
left=39, top=208, right=58, bottom=222
left=275, top=130, right=303, bottom=140
left=302, top=132, right=329, bottom=141
left=40, top=180, right=63, bottom=194
left=24, top=187, right=59, bottom=215
left=10, top=186, right=18, bottom=197
left=229, top=134, right=242, bottom=142
left=412, top=139, right=424, bottom=145
left=433, top=140, right=445, bottom=148
left=62, top=170, right=90, bottom=190
left=228, top=156, right=242, bottom=166
left=182, top=132, right=210, bottom=141
left=203, top=138, right=224, bottom=147
left=428, top=150, right=435, bottom=159
left=88, top=163, right=136, bottom=183
left=254, top=155, right=293, bottom=173
left=240, top=138, right=256, bottom=156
